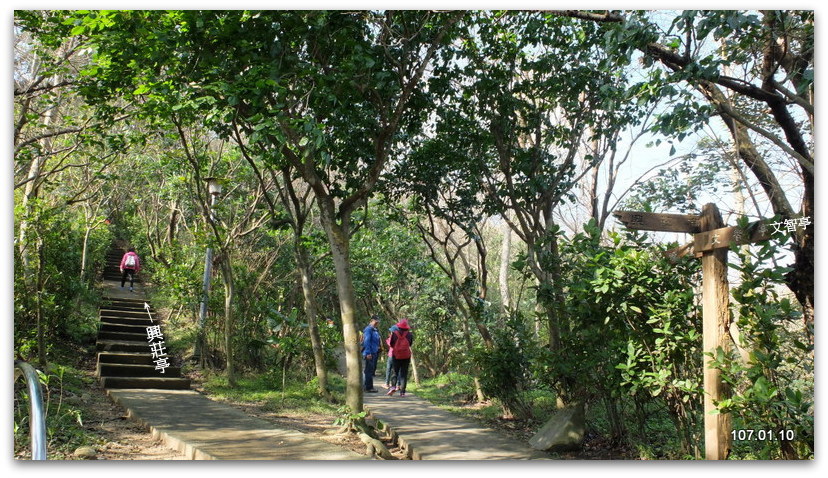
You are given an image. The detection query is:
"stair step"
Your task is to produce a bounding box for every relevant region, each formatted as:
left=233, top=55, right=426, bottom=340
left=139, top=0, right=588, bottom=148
left=102, top=298, right=148, bottom=307
left=100, top=310, right=161, bottom=323
left=98, top=309, right=152, bottom=320
left=100, top=304, right=155, bottom=313
left=101, top=304, right=148, bottom=314
left=100, top=309, right=151, bottom=319
left=99, top=309, right=152, bottom=317
left=100, top=304, right=153, bottom=312
left=97, top=363, right=181, bottom=378
left=99, top=316, right=155, bottom=327
left=98, top=352, right=153, bottom=365
left=100, top=322, right=154, bottom=334
left=97, top=340, right=151, bottom=353
left=100, top=376, right=191, bottom=390
left=98, top=330, right=149, bottom=342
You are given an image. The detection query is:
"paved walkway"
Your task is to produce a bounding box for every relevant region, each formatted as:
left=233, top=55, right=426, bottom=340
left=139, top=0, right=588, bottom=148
left=364, top=386, right=550, bottom=460
left=107, top=389, right=367, bottom=460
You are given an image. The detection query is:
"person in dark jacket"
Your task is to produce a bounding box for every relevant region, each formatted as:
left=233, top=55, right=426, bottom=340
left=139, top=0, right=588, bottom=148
left=386, top=319, right=414, bottom=397
left=362, top=316, right=381, bottom=393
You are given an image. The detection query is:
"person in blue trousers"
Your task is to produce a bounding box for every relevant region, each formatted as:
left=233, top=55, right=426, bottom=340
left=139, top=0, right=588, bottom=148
left=384, top=322, right=399, bottom=388
left=362, top=316, right=381, bottom=393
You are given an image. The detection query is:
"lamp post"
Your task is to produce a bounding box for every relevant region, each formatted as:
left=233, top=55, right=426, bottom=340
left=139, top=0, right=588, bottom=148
left=194, top=177, right=222, bottom=364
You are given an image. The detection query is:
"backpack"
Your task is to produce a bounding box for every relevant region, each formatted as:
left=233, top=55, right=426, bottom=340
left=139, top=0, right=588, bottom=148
left=392, top=331, right=411, bottom=360
left=125, top=254, right=136, bottom=268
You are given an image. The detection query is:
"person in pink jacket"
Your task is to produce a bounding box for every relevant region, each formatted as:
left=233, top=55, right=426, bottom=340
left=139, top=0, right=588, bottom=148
left=119, top=247, right=141, bottom=292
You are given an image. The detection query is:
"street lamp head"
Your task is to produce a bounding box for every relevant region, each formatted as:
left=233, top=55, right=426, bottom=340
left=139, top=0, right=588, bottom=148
left=205, top=177, right=223, bottom=196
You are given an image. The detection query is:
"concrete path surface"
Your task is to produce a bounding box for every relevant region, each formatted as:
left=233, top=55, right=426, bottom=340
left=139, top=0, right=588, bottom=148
left=108, top=389, right=369, bottom=460
left=364, top=386, right=550, bottom=460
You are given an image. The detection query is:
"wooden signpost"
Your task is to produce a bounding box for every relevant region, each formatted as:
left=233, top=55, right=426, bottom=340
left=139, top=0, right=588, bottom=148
left=613, top=203, right=773, bottom=460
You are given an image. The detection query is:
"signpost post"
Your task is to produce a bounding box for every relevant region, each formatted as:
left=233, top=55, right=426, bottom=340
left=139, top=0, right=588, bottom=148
left=697, top=203, right=732, bottom=461
left=612, top=202, right=776, bottom=460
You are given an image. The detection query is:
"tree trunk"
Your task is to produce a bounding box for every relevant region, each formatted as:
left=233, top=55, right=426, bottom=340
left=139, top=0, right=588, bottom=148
left=459, top=307, right=486, bottom=402
left=545, top=229, right=565, bottom=351
left=296, top=242, right=331, bottom=400
left=499, top=216, right=512, bottom=317
left=219, top=258, right=236, bottom=386
left=80, top=225, right=91, bottom=282
left=473, top=377, right=486, bottom=403
left=323, top=217, right=363, bottom=413
left=603, top=396, right=625, bottom=442
left=788, top=171, right=814, bottom=346
left=36, top=237, right=46, bottom=367
left=529, top=251, right=561, bottom=351
left=18, top=154, right=45, bottom=290
left=410, top=351, right=421, bottom=386
left=17, top=52, right=65, bottom=288
left=167, top=199, right=179, bottom=245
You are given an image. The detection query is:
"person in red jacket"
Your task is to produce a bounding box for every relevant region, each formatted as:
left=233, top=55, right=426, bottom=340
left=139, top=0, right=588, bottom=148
left=119, top=247, right=141, bottom=292
left=386, top=319, right=414, bottom=397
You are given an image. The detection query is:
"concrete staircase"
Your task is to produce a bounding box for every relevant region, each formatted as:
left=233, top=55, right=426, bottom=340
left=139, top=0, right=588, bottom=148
left=96, top=246, right=189, bottom=390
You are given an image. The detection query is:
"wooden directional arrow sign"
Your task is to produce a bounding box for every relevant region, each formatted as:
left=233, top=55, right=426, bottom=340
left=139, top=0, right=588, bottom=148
left=662, top=241, right=694, bottom=261
left=612, top=211, right=702, bottom=234
left=693, top=220, right=773, bottom=255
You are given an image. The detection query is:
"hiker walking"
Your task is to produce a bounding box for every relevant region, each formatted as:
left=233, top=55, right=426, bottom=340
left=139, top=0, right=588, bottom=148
left=119, top=247, right=141, bottom=292
left=384, top=321, right=400, bottom=388
left=362, top=316, right=381, bottom=393
left=386, top=318, right=413, bottom=397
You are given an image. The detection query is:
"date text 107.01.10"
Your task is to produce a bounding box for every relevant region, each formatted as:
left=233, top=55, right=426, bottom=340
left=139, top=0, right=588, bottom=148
left=731, top=429, right=795, bottom=441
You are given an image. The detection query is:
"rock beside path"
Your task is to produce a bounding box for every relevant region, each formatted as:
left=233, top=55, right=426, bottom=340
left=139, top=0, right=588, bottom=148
left=74, top=446, right=97, bottom=460
left=528, top=403, right=585, bottom=452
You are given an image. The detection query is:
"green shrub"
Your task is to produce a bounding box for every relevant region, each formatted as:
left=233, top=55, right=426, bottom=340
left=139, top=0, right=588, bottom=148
left=470, top=316, right=535, bottom=419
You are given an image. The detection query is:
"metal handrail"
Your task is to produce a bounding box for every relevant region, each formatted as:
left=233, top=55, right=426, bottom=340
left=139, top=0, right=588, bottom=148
left=14, top=360, right=48, bottom=460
